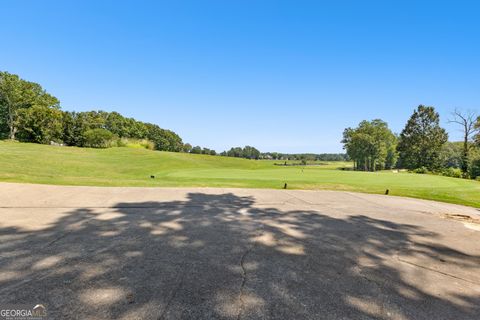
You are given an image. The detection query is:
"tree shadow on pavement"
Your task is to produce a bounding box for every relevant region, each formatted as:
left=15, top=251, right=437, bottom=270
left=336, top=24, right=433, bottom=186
left=0, top=192, right=479, bottom=319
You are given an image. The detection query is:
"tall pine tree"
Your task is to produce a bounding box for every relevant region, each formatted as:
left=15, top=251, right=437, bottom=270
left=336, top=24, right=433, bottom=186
left=397, top=105, right=448, bottom=170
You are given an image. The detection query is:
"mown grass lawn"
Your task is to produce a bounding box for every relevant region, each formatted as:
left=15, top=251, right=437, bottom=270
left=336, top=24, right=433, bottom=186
left=1, top=140, right=479, bottom=207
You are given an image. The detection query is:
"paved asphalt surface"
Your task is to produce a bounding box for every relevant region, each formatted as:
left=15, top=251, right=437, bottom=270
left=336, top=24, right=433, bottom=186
left=1, top=182, right=479, bottom=319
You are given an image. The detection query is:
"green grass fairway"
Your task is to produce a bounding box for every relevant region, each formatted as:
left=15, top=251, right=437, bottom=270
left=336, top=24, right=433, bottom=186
left=1, top=141, right=479, bottom=207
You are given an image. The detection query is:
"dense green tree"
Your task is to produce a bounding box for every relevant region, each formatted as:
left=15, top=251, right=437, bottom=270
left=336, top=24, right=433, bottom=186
left=0, top=71, right=59, bottom=140
left=385, top=148, right=398, bottom=170
left=191, top=146, right=202, bottom=154
left=397, top=105, right=448, bottom=170
left=145, top=124, right=183, bottom=152
left=198, top=148, right=217, bottom=156
left=105, top=111, right=128, bottom=137
left=182, top=143, right=193, bottom=153
left=342, top=119, right=397, bottom=171
left=223, top=146, right=260, bottom=159
left=61, top=111, right=107, bottom=147
left=0, top=100, right=6, bottom=138
left=61, top=112, right=81, bottom=146
left=470, top=159, right=480, bottom=179
left=342, top=131, right=375, bottom=171
left=467, top=145, right=480, bottom=179
left=104, top=112, right=148, bottom=139
left=242, top=146, right=260, bottom=159
left=163, top=129, right=183, bottom=152
left=80, top=111, right=108, bottom=129
left=227, top=147, right=243, bottom=157
left=474, top=116, right=480, bottom=148
left=16, top=105, right=64, bottom=144
left=145, top=123, right=168, bottom=151
left=440, top=142, right=463, bottom=169
left=129, top=120, right=149, bottom=139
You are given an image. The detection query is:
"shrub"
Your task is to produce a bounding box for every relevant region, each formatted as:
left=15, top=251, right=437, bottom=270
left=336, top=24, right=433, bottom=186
left=115, top=138, right=128, bottom=147
left=412, top=166, right=429, bottom=174
left=117, top=138, right=155, bottom=150
left=440, top=167, right=463, bottom=178
left=83, top=128, right=115, bottom=148
left=125, top=139, right=155, bottom=150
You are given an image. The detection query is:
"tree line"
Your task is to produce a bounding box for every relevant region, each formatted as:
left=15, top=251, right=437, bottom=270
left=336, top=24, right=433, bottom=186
left=342, top=105, right=480, bottom=179
left=219, top=146, right=261, bottom=159
left=3, top=71, right=480, bottom=178
left=258, top=152, right=347, bottom=161
left=182, top=144, right=217, bottom=155
left=216, top=147, right=347, bottom=161
left=0, top=71, right=185, bottom=151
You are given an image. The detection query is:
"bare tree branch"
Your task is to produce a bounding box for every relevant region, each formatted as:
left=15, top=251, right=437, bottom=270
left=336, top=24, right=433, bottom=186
left=448, top=108, right=479, bottom=173
left=448, top=108, right=478, bottom=138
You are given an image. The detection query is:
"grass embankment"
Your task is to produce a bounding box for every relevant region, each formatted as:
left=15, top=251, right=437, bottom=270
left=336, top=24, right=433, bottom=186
left=1, top=141, right=479, bottom=207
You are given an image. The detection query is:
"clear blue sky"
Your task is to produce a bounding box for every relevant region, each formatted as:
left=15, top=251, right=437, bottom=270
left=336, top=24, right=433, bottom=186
left=1, top=1, right=479, bottom=153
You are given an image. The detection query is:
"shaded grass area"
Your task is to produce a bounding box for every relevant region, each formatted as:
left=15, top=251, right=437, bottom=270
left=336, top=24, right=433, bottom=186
left=1, top=140, right=479, bottom=207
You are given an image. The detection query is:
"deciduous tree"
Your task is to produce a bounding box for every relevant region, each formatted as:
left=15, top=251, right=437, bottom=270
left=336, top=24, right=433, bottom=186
left=17, top=105, right=64, bottom=144
left=448, top=109, right=478, bottom=174
left=0, top=71, right=59, bottom=140
left=342, top=119, right=397, bottom=171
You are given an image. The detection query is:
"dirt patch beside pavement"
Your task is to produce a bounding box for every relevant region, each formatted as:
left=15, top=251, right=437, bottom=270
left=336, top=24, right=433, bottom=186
left=443, top=213, right=480, bottom=224
left=443, top=213, right=480, bottom=231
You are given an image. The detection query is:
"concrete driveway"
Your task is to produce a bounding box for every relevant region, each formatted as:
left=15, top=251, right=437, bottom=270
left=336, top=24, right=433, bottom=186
left=1, top=182, right=479, bottom=319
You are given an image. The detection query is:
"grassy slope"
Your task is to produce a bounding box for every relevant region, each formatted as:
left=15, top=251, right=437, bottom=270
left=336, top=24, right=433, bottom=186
left=1, top=141, right=479, bottom=207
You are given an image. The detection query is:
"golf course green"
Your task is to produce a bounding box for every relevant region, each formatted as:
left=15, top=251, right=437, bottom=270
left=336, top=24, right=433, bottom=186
left=1, top=140, right=479, bottom=207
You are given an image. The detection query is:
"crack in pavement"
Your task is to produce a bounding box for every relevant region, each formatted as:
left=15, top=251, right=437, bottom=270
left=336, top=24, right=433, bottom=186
left=43, top=217, right=96, bottom=249
left=395, top=256, right=479, bottom=285
left=283, top=191, right=315, bottom=205
left=236, top=223, right=264, bottom=320
left=44, top=232, right=70, bottom=248
left=157, top=271, right=185, bottom=320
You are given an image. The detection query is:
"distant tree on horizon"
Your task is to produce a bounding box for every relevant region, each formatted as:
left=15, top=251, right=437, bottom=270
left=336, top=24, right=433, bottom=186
left=190, top=146, right=202, bottom=154
left=222, top=146, right=260, bottom=159
left=182, top=143, right=192, bottom=153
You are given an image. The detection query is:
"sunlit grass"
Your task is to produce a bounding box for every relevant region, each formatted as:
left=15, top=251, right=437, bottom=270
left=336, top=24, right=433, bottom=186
left=1, top=140, right=479, bottom=207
